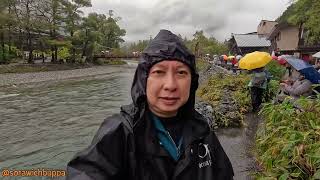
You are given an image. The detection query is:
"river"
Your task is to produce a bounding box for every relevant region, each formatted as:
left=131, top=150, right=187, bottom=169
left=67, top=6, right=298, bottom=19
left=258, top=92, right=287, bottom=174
left=0, top=63, right=136, bottom=179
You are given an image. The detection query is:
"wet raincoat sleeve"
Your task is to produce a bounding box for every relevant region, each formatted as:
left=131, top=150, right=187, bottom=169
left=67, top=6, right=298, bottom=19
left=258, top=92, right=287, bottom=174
left=66, top=114, right=130, bottom=180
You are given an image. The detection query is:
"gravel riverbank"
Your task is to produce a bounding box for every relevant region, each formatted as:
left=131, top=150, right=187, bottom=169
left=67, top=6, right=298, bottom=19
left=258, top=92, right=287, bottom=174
left=0, top=65, right=134, bottom=87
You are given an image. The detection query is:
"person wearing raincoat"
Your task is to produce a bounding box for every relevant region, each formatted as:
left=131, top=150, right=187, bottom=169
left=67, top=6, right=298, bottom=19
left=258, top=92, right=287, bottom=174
left=248, top=67, right=269, bottom=112
left=281, top=62, right=300, bottom=85
left=280, top=74, right=313, bottom=98
left=66, top=30, right=234, bottom=180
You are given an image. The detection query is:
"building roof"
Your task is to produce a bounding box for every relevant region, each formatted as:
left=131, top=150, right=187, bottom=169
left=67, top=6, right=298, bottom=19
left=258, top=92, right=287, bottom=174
left=233, top=34, right=271, bottom=47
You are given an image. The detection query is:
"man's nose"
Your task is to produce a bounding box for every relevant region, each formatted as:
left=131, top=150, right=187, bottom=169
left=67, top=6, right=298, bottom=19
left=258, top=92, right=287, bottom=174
left=163, top=73, right=177, bottom=91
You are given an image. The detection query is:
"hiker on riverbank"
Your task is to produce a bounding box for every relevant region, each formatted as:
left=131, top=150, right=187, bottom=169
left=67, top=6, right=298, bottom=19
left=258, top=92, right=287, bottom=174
left=67, top=29, right=234, bottom=180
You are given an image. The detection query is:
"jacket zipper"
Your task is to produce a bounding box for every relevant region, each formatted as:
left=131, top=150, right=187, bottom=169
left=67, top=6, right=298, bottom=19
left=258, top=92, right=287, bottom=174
left=167, top=131, right=180, bottom=155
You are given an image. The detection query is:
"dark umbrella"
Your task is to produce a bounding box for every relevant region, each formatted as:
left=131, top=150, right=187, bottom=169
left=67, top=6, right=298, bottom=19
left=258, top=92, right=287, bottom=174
left=299, top=67, right=320, bottom=84
left=283, top=55, right=320, bottom=84
left=283, top=55, right=312, bottom=71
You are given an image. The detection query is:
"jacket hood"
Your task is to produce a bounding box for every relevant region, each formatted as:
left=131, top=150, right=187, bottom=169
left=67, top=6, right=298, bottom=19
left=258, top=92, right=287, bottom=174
left=126, top=29, right=199, bottom=125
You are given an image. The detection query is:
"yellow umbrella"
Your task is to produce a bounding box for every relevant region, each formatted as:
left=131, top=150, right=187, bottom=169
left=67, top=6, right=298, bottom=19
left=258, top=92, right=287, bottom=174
left=239, top=51, right=272, bottom=70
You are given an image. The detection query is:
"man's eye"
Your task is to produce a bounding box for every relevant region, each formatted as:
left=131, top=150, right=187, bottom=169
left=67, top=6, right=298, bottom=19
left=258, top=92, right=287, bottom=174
left=153, top=70, right=165, bottom=74
left=178, top=70, right=188, bottom=75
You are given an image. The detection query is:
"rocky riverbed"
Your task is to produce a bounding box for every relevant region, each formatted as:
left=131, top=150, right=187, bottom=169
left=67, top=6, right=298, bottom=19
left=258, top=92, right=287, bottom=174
left=0, top=65, right=131, bottom=87
left=195, top=63, right=244, bottom=129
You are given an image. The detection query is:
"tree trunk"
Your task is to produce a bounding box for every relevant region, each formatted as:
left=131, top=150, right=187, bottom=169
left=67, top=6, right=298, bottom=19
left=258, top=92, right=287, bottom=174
left=195, top=42, right=199, bottom=57
left=298, top=22, right=304, bottom=46
left=42, top=52, right=45, bottom=63
left=26, top=1, right=33, bottom=63
left=19, top=29, right=23, bottom=57
left=71, top=31, right=76, bottom=63
left=27, top=29, right=33, bottom=63
left=55, top=46, right=58, bottom=63
left=8, top=26, right=12, bottom=54
left=82, top=29, right=89, bottom=58
left=51, top=45, right=55, bottom=63
left=1, top=29, right=5, bottom=62
left=8, top=3, right=12, bottom=54
left=72, top=47, right=76, bottom=63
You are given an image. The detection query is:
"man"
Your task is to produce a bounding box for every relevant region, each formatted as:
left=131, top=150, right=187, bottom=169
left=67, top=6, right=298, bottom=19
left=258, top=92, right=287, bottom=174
left=67, top=29, right=234, bottom=180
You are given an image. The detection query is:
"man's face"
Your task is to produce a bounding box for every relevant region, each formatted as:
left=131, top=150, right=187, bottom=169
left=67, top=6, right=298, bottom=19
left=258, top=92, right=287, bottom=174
left=146, top=60, right=191, bottom=118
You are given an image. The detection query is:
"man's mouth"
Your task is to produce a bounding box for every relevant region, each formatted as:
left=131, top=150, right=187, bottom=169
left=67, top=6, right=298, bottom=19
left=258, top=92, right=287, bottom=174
left=159, top=97, right=180, bottom=105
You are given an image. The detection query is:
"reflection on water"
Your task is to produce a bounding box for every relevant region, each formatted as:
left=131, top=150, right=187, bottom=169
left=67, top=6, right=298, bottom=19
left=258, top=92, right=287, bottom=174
left=0, top=64, right=135, bottom=173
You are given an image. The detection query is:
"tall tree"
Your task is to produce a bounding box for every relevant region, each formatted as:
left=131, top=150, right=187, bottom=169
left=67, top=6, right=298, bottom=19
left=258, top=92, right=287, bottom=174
left=79, top=13, right=104, bottom=62
left=36, top=0, right=65, bottom=63
left=62, top=0, right=91, bottom=62
left=101, top=10, right=126, bottom=49
left=6, top=0, right=16, bottom=55
left=0, top=1, right=8, bottom=62
left=13, top=0, right=38, bottom=63
left=79, top=11, right=125, bottom=62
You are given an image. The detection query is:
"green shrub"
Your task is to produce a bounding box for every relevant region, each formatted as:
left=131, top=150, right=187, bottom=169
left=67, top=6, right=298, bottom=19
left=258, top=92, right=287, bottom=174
left=255, top=97, right=320, bottom=179
left=266, top=60, right=286, bottom=81
left=0, top=45, right=22, bottom=64
left=58, top=47, right=71, bottom=62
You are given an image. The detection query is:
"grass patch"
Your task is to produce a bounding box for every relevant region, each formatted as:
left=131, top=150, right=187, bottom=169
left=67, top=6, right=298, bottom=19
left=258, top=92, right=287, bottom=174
left=255, top=96, right=320, bottom=179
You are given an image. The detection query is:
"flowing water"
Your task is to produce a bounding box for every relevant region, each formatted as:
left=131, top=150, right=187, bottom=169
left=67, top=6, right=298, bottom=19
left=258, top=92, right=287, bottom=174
left=0, top=62, right=136, bottom=177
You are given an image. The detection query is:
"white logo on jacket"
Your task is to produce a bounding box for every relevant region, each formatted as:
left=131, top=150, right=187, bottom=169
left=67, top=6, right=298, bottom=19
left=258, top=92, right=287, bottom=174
left=197, top=143, right=212, bottom=169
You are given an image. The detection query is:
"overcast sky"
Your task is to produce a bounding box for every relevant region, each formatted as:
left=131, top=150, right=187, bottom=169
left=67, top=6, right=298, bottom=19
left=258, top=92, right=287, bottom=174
left=82, top=0, right=291, bottom=43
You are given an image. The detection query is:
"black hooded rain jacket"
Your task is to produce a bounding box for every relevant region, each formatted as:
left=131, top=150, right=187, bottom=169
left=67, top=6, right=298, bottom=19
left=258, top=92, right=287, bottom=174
left=67, top=29, right=234, bottom=180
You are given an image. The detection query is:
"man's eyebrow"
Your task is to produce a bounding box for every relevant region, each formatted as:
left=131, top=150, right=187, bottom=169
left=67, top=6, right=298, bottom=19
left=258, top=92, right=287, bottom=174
left=176, top=65, right=189, bottom=69
left=151, top=64, right=189, bottom=69
left=152, top=64, right=167, bottom=69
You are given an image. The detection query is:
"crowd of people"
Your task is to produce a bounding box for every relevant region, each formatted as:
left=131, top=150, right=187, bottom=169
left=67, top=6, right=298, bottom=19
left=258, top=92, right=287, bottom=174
left=213, top=55, right=241, bottom=74
left=213, top=53, right=320, bottom=112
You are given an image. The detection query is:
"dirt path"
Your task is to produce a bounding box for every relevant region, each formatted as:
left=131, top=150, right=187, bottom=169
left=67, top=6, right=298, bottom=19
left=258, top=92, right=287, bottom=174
left=216, top=113, right=261, bottom=180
